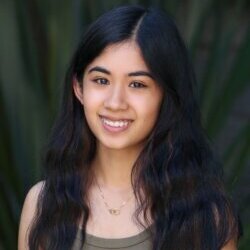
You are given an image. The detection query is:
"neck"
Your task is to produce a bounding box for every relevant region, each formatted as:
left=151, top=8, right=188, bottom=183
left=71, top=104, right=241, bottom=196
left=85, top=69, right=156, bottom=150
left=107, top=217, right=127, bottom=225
left=92, top=144, right=143, bottom=191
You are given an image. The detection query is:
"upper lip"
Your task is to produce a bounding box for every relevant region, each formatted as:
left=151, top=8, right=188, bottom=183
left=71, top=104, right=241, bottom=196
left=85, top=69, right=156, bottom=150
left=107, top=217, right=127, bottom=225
left=99, top=115, right=133, bottom=122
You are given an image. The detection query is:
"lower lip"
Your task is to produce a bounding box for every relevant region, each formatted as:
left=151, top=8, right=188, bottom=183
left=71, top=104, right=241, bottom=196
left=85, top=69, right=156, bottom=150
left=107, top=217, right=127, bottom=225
left=100, top=117, right=131, bottom=133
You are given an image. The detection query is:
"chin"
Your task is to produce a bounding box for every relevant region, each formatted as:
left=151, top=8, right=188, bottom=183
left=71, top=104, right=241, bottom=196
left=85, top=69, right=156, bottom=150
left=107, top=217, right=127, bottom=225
left=98, top=137, right=146, bottom=152
left=100, top=142, right=132, bottom=151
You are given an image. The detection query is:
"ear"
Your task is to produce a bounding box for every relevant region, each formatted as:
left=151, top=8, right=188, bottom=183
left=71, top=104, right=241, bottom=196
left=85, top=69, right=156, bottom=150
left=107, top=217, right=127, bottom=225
left=73, top=76, right=84, bottom=105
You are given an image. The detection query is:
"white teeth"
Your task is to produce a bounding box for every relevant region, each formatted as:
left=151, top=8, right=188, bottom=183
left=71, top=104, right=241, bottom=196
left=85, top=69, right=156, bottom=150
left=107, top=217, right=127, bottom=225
left=102, top=118, right=129, bottom=128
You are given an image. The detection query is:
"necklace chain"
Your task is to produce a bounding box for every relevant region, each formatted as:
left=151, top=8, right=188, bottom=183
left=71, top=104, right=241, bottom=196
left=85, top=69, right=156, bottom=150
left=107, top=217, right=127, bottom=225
left=94, top=175, right=134, bottom=215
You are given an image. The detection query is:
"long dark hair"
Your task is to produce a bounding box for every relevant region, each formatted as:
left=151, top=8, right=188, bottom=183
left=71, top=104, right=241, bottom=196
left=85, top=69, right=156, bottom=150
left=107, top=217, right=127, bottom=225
left=29, top=5, right=240, bottom=250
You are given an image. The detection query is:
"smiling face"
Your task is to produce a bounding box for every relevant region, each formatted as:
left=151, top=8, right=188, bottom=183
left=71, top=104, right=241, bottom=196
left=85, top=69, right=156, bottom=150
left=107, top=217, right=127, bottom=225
left=74, top=41, right=163, bottom=152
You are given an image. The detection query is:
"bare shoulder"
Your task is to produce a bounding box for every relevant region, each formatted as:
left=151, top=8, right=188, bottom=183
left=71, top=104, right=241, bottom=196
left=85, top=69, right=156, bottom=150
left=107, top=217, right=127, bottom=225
left=21, top=181, right=45, bottom=218
left=221, top=238, right=237, bottom=250
left=18, top=181, right=45, bottom=250
left=213, top=204, right=239, bottom=250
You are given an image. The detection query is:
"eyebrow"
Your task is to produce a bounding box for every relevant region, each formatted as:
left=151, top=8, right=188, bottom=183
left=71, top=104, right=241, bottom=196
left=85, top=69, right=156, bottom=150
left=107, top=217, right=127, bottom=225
left=88, top=66, right=154, bottom=80
left=88, top=66, right=110, bottom=75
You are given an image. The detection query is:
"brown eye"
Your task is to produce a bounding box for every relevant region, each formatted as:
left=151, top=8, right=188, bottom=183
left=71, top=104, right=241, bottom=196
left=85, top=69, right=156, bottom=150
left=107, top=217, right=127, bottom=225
left=93, top=78, right=109, bottom=85
left=129, top=81, right=146, bottom=88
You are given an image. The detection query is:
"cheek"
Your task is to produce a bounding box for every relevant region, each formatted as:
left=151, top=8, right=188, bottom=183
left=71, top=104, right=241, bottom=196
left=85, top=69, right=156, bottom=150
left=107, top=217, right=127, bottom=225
left=136, top=101, right=162, bottom=134
left=146, top=104, right=161, bottom=124
left=82, top=93, right=98, bottom=123
left=135, top=94, right=162, bottom=119
left=82, top=86, right=103, bottom=110
left=146, top=100, right=162, bottom=134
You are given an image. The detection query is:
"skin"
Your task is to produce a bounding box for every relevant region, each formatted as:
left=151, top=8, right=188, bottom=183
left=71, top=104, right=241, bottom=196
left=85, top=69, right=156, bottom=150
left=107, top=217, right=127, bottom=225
left=74, top=41, right=163, bottom=237
left=18, top=40, right=237, bottom=249
left=74, top=41, right=163, bottom=189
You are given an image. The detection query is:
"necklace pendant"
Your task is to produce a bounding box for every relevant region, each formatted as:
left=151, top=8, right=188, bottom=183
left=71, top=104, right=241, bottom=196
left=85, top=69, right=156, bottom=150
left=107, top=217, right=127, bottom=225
left=108, top=209, right=120, bottom=215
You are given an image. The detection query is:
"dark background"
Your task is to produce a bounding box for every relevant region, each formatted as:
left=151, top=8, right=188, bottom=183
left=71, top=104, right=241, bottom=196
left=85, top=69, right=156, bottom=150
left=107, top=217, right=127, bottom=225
left=0, top=0, right=249, bottom=249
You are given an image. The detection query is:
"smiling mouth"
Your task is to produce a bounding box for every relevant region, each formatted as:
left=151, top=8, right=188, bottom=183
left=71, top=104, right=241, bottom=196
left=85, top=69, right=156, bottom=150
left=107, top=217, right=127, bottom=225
left=100, top=116, right=133, bottom=129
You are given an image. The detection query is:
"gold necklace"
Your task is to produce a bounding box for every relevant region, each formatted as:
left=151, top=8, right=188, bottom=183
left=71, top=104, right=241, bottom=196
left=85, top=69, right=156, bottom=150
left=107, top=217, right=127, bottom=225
left=94, top=176, right=134, bottom=215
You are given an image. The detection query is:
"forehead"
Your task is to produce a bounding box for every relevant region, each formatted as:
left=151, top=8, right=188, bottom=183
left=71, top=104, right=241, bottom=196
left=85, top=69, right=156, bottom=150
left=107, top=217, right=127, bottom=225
left=85, top=41, right=149, bottom=73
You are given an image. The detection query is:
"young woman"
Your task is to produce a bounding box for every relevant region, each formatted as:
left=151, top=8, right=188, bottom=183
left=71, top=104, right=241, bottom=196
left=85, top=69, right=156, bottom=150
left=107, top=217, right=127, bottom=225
left=18, top=5, right=240, bottom=250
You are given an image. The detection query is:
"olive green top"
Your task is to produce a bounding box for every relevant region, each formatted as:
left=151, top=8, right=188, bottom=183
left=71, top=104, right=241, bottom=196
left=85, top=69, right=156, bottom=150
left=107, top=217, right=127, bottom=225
left=72, top=227, right=153, bottom=250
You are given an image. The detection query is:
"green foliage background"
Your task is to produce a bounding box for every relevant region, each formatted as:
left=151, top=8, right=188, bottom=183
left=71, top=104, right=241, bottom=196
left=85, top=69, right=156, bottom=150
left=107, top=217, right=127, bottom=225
left=0, top=0, right=249, bottom=249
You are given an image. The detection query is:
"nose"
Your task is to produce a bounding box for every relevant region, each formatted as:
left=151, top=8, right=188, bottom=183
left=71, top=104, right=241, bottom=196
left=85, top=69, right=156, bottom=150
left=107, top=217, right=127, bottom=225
left=103, top=84, right=128, bottom=111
